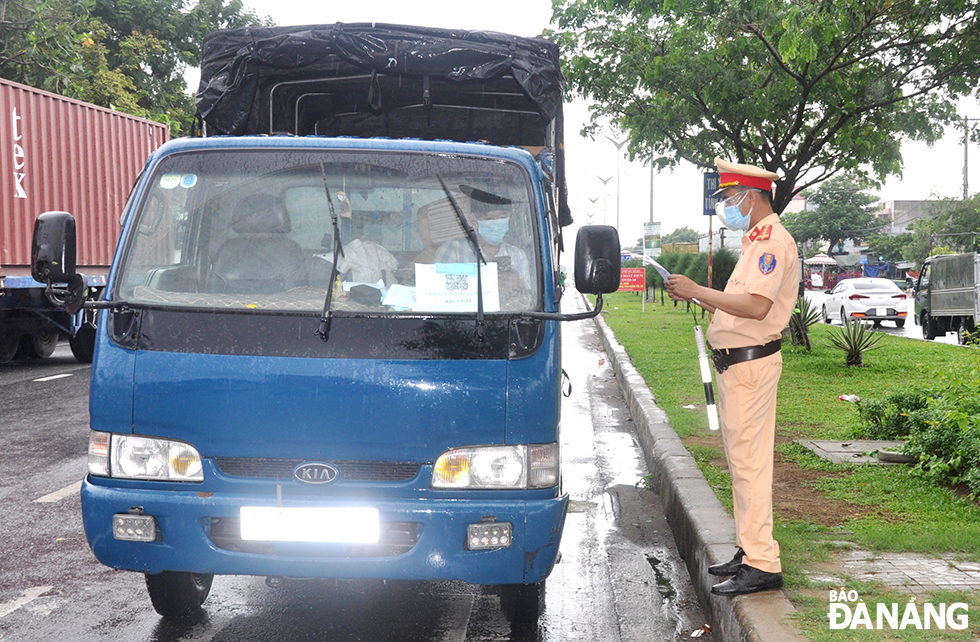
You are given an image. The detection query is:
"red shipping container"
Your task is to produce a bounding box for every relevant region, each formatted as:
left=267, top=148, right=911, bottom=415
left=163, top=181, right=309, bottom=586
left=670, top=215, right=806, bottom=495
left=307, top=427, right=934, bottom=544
left=1, top=77, right=169, bottom=272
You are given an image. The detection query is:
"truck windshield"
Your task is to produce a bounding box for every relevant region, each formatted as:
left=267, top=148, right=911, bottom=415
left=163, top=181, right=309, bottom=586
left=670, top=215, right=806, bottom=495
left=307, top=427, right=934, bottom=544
left=116, top=150, right=541, bottom=314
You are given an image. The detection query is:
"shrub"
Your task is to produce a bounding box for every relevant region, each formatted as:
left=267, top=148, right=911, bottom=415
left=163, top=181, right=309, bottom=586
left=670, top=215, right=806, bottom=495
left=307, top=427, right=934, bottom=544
left=788, top=296, right=821, bottom=350
left=710, top=247, right=738, bottom=291
left=856, top=352, right=980, bottom=499
left=827, top=318, right=884, bottom=367
left=855, top=388, right=933, bottom=439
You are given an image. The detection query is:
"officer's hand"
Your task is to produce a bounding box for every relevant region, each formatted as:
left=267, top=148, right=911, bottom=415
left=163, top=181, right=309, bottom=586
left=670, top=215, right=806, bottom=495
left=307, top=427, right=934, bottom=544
left=665, top=274, right=699, bottom=302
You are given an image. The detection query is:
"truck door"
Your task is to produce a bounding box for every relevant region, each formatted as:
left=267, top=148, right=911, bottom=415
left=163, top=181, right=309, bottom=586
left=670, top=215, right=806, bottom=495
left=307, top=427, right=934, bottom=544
left=914, top=261, right=931, bottom=321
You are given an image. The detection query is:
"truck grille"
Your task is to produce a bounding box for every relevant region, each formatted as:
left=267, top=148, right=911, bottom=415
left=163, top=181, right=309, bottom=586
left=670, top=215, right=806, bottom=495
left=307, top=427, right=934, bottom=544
left=214, top=457, right=421, bottom=482
left=208, top=518, right=420, bottom=557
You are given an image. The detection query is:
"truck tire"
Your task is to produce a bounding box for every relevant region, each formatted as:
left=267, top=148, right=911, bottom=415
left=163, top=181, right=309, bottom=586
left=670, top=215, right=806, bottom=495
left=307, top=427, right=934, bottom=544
left=0, top=332, right=19, bottom=364
left=499, top=581, right=545, bottom=624
left=145, top=571, right=213, bottom=617
left=17, top=330, right=58, bottom=360
left=69, top=326, right=96, bottom=363
left=921, top=313, right=937, bottom=340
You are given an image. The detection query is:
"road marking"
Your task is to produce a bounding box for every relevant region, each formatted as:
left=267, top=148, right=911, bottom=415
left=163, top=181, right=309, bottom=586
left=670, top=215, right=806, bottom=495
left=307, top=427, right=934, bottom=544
left=33, top=373, right=73, bottom=382
left=441, top=594, right=474, bottom=642
left=33, top=481, right=81, bottom=503
left=0, top=586, right=54, bottom=618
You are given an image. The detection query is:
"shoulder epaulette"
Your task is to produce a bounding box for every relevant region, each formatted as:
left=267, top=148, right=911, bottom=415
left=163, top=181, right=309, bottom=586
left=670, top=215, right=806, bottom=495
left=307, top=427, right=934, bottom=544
left=749, top=225, right=772, bottom=242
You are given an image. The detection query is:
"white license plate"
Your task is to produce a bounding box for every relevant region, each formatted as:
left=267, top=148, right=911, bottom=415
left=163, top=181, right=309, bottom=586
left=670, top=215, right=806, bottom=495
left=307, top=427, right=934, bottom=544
left=239, top=506, right=380, bottom=543
left=877, top=308, right=887, bottom=316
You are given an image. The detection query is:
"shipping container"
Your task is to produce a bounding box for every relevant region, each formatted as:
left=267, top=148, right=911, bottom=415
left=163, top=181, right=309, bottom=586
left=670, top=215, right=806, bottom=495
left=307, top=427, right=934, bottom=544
left=1, top=77, right=169, bottom=363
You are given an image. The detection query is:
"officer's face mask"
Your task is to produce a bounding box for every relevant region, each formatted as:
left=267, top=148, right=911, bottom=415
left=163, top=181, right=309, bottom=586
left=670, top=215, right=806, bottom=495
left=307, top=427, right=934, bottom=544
left=715, top=190, right=753, bottom=231
left=478, top=217, right=510, bottom=245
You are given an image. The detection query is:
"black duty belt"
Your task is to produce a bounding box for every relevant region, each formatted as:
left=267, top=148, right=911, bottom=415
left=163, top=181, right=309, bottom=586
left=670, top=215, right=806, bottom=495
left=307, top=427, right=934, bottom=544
left=710, top=340, right=782, bottom=374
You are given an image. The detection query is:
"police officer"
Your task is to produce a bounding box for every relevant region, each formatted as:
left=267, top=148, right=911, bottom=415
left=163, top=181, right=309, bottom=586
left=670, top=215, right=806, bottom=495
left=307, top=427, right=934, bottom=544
left=665, top=158, right=799, bottom=596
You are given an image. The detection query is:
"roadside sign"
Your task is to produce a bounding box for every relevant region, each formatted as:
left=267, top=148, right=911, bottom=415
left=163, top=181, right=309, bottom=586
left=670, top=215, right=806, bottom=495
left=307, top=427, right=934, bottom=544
left=618, top=267, right=647, bottom=292
left=703, top=172, right=719, bottom=215
left=643, top=222, right=662, bottom=258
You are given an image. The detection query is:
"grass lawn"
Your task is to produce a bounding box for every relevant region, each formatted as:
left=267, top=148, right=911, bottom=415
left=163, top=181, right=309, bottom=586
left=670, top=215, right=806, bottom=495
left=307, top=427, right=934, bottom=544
left=597, top=291, right=980, bottom=641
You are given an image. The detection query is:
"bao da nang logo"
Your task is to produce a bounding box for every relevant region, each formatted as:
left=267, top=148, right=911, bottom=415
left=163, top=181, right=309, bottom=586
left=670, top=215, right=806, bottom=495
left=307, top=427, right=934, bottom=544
left=828, top=589, right=970, bottom=631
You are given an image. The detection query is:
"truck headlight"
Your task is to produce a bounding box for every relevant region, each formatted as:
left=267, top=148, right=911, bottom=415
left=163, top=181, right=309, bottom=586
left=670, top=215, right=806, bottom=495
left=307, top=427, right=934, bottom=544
left=432, top=443, right=558, bottom=489
left=89, top=431, right=204, bottom=482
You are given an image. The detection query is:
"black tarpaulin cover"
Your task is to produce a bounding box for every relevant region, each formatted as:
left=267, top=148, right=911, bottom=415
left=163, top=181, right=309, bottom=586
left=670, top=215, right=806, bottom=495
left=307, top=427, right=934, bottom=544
left=195, top=22, right=572, bottom=227
left=196, top=23, right=565, bottom=137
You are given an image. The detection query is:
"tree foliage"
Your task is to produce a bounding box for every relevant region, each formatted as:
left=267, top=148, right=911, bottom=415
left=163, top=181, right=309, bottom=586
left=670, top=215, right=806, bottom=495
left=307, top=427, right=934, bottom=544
left=551, top=0, right=980, bottom=213
left=0, top=0, right=267, bottom=134
left=866, top=231, right=914, bottom=263
left=782, top=176, right=878, bottom=253
left=662, top=226, right=699, bottom=244
left=903, top=195, right=980, bottom=265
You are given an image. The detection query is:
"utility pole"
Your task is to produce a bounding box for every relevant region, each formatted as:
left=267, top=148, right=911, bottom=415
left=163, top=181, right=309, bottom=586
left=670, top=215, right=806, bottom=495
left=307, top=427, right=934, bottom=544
left=605, top=135, right=628, bottom=232
left=964, top=116, right=973, bottom=199
left=597, top=175, right=613, bottom=226
left=649, top=162, right=655, bottom=223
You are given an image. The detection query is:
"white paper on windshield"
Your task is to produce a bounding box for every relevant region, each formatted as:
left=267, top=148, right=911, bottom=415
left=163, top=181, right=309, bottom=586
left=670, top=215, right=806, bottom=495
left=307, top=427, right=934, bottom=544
left=382, top=284, right=417, bottom=310
left=415, top=263, right=500, bottom=312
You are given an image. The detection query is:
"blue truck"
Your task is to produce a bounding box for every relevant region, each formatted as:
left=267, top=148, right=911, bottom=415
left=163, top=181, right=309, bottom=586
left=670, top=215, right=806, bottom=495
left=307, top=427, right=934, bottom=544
left=31, top=24, right=621, bottom=623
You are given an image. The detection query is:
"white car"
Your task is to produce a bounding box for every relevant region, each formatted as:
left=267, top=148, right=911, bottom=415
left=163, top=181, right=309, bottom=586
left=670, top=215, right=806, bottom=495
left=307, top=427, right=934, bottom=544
left=822, top=277, right=908, bottom=328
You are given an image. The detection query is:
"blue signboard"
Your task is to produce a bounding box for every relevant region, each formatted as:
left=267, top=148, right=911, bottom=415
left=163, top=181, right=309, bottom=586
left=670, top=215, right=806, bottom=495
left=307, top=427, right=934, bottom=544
left=703, top=172, right=719, bottom=216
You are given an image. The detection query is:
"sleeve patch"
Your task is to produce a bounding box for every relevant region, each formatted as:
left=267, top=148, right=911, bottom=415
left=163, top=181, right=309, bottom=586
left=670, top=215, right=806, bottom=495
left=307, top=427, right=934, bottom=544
left=759, top=253, right=777, bottom=275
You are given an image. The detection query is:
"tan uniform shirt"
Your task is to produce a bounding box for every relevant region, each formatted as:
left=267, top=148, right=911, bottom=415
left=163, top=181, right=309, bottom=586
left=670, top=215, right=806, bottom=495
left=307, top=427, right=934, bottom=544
left=706, top=214, right=799, bottom=349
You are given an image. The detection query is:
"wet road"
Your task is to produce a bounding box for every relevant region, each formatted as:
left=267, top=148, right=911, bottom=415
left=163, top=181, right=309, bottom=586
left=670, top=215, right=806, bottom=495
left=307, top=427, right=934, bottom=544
left=0, top=301, right=704, bottom=642
left=805, top=290, right=959, bottom=345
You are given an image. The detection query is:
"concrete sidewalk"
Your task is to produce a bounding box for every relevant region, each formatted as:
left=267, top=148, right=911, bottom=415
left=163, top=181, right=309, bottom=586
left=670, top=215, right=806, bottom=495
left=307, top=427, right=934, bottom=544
left=591, top=310, right=808, bottom=642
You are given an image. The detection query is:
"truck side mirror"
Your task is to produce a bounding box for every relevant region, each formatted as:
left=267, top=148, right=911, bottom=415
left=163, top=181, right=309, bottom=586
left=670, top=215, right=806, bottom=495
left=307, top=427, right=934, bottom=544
left=32, top=211, right=85, bottom=315
left=32, top=211, right=77, bottom=283
left=574, top=225, right=621, bottom=294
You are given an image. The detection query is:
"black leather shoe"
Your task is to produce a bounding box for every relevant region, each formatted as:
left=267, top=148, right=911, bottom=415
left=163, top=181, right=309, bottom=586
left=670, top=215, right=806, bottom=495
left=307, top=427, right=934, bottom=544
left=708, top=547, right=744, bottom=576
left=711, top=565, right=783, bottom=596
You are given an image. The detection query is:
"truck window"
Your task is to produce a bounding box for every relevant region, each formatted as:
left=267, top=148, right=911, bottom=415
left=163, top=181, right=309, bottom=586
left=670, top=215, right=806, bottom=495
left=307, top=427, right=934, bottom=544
left=116, top=150, right=541, bottom=313
left=919, top=263, right=930, bottom=289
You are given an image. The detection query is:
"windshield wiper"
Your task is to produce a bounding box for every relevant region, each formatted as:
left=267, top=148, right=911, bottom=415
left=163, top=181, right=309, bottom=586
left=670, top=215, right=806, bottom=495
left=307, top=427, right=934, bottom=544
left=437, top=176, right=487, bottom=338
left=316, top=163, right=346, bottom=342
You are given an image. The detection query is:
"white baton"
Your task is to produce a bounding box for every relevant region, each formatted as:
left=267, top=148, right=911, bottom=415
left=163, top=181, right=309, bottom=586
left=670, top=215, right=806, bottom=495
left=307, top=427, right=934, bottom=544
left=694, top=325, right=720, bottom=431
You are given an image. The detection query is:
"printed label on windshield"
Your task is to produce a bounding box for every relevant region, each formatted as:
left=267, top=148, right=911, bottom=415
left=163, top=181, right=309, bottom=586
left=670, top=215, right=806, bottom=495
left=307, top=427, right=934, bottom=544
left=416, top=263, right=499, bottom=312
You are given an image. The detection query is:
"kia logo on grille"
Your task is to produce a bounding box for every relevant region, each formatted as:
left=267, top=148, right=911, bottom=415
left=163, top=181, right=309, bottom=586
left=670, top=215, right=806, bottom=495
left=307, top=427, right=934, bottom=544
left=294, top=462, right=339, bottom=484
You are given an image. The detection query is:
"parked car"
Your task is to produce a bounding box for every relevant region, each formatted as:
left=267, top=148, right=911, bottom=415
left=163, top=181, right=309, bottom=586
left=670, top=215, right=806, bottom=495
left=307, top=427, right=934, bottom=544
left=822, top=277, right=908, bottom=327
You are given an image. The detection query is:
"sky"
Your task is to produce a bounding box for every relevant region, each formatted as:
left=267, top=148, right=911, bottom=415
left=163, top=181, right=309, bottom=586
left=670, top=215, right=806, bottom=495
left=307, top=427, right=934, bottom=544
left=226, top=0, right=980, bottom=246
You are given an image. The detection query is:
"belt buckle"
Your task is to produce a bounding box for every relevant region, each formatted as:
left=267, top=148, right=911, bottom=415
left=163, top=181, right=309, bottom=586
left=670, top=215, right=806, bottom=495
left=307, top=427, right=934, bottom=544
left=710, top=350, right=728, bottom=374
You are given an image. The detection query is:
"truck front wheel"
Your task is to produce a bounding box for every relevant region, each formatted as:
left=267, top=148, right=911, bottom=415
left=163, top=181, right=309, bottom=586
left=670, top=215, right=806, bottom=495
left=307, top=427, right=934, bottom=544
left=499, top=581, right=546, bottom=624
left=145, top=571, right=214, bottom=617
left=69, top=326, right=96, bottom=363
left=921, top=313, right=937, bottom=340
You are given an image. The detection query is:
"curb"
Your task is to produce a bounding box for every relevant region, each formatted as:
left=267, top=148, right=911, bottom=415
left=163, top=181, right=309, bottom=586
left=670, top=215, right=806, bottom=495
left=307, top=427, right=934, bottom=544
left=591, top=307, right=809, bottom=642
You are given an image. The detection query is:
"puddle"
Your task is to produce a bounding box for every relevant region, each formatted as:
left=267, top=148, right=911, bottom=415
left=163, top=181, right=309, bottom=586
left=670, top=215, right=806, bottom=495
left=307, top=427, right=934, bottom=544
left=645, top=553, right=677, bottom=604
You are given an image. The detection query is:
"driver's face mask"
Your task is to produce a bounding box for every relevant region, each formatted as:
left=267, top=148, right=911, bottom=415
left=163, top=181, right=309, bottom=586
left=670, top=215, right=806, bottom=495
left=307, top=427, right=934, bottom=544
left=478, top=217, right=511, bottom=245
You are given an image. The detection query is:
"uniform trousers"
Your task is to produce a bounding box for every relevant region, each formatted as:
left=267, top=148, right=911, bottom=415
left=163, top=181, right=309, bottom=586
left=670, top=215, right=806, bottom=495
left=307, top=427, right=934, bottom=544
left=715, top=350, right=782, bottom=574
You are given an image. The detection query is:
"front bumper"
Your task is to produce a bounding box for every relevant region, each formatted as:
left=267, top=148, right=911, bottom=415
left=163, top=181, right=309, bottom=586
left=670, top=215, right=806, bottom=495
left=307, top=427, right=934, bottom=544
left=81, top=475, right=567, bottom=585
